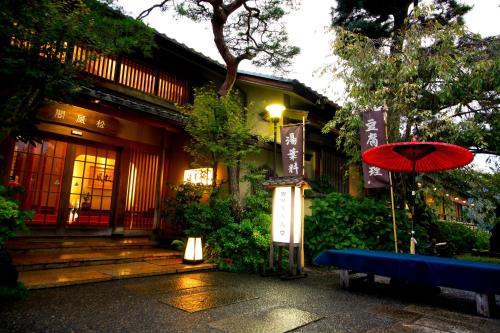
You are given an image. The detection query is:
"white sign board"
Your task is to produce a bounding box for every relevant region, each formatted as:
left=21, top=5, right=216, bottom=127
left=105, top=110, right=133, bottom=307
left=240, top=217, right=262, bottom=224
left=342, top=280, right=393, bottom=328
left=272, top=186, right=302, bottom=244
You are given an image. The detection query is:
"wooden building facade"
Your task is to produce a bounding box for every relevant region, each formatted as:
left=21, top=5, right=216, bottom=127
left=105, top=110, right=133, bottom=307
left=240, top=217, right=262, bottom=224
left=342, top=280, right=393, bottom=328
left=3, top=26, right=349, bottom=238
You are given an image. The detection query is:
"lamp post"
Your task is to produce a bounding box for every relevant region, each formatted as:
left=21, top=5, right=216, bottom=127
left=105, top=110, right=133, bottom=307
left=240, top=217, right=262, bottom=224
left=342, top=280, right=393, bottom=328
left=266, top=103, right=286, bottom=177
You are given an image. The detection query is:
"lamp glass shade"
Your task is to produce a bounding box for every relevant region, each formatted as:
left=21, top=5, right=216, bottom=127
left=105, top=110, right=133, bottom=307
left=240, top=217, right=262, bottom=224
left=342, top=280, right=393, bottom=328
left=266, top=104, right=286, bottom=120
left=184, top=237, right=203, bottom=264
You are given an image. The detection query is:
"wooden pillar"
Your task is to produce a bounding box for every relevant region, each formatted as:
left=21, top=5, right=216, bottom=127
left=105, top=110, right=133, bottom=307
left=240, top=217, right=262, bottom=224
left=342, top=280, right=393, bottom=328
left=112, top=148, right=130, bottom=235
left=57, top=144, right=76, bottom=234
left=153, top=130, right=167, bottom=230
left=0, top=136, right=15, bottom=185
left=288, top=186, right=295, bottom=274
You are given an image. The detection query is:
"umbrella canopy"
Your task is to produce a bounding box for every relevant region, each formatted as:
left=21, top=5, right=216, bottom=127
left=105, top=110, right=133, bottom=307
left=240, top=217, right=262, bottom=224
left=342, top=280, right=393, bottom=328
left=362, top=139, right=473, bottom=173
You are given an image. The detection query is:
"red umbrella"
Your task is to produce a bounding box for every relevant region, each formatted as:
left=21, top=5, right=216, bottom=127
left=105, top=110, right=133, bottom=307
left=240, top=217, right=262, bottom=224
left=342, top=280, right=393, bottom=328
left=362, top=138, right=473, bottom=173
left=362, top=138, right=473, bottom=253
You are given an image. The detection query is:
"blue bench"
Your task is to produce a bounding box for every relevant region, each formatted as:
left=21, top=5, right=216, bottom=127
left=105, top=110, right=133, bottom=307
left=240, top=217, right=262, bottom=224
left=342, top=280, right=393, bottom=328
left=314, top=249, right=500, bottom=317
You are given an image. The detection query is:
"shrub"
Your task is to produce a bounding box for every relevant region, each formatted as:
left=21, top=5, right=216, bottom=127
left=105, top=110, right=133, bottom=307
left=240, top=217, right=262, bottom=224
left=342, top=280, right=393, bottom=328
left=432, top=221, right=490, bottom=256
left=305, top=192, right=416, bottom=260
left=0, top=185, right=32, bottom=246
left=207, top=212, right=271, bottom=272
left=0, top=282, right=28, bottom=301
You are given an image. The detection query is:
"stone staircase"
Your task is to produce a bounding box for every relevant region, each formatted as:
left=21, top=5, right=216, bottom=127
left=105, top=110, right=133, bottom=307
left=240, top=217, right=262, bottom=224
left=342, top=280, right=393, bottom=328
left=6, top=237, right=216, bottom=289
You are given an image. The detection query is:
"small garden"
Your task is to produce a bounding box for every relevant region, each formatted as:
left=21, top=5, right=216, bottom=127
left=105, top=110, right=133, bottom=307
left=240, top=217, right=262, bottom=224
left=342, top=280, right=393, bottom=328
left=157, top=84, right=497, bottom=274
left=0, top=185, right=32, bottom=300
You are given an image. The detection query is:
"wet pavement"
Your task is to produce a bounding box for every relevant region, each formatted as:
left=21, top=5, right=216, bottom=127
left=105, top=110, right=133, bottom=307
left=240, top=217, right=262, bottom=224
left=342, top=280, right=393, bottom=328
left=1, top=270, right=500, bottom=332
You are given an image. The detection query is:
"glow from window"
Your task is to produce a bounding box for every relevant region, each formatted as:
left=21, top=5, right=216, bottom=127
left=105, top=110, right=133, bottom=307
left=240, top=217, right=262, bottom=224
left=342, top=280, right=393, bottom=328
left=183, top=168, right=213, bottom=186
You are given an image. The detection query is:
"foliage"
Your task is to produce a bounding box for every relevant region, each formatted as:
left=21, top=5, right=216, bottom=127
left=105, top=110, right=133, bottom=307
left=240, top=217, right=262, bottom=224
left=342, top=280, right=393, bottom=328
left=0, top=0, right=155, bottom=142
left=305, top=192, right=417, bottom=260
left=162, top=182, right=205, bottom=232
left=206, top=171, right=271, bottom=273
left=182, top=86, right=260, bottom=219
left=183, top=86, right=257, bottom=186
left=206, top=211, right=271, bottom=272
left=138, top=0, right=300, bottom=95
left=456, top=254, right=500, bottom=265
left=241, top=163, right=271, bottom=218
left=184, top=196, right=234, bottom=238
left=432, top=221, right=490, bottom=256
left=305, top=191, right=489, bottom=261
left=165, top=164, right=272, bottom=273
left=139, top=1, right=298, bottom=218
left=0, top=185, right=33, bottom=246
left=325, top=6, right=499, bottom=160
left=424, top=167, right=500, bottom=230
left=0, top=282, right=28, bottom=301
left=332, top=0, right=470, bottom=41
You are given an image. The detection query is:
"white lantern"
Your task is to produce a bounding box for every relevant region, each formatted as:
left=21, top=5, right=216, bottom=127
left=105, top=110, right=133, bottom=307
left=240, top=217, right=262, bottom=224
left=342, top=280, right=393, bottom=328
left=183, top=237, right=203, bottom=264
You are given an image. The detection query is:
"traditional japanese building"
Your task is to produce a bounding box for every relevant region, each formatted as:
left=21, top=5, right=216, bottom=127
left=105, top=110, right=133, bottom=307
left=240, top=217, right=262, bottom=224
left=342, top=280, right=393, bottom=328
left=2, top=24, right=350, bottom=239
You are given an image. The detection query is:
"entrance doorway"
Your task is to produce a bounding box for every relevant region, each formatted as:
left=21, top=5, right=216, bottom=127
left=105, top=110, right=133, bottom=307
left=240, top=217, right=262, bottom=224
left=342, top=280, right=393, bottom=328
left=9, top=139, right=117, bottom=230
left=68, top=144, right=116, bottom=227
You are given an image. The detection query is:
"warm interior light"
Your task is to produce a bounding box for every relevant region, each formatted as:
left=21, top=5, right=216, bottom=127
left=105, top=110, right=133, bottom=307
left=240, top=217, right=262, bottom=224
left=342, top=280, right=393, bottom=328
left=184, top=237, right=203, bottom=264
left=184, top=168, right=213, bottom=186
left=266, top=103, right=286, bottom=120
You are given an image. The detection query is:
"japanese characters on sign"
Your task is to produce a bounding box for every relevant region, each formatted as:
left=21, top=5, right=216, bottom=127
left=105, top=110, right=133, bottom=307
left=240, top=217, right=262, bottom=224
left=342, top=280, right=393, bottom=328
left=280, top=125, right=303, bottom=176
left=38, top=103, right=119, bottom=135
left=360, top=110, right=389, bottom=188
left=271, top=186, right=302, bottom=244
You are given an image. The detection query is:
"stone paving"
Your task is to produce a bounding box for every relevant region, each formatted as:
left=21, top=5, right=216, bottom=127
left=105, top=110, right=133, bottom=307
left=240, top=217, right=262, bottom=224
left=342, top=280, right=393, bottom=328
left=1, top=269, right=499, bottom=332
left=19, top=260, right=216, bottom=289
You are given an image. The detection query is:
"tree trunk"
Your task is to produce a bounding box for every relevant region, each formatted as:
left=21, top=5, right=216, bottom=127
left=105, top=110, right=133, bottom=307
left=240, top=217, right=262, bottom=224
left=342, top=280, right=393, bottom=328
left=228, top=164, right=242, bottom=221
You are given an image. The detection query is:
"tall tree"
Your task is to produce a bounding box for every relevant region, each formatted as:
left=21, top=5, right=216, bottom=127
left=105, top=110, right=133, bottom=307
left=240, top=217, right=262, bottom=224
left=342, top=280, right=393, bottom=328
left=324, top=5, right=499, bottom=208
left=0, top=0, right=155, bottom=142
left=138, top=0, right=299, bottom=96
left=182, top=86, right=257, bottom=193
left=331, top=0, right=470, bottom=43
left=138, top=0, right=300, bottom=218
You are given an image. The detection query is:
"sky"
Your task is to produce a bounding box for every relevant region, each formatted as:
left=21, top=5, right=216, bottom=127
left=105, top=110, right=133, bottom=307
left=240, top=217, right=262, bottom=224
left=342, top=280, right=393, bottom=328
left=117, top=0, right=499, bottom=172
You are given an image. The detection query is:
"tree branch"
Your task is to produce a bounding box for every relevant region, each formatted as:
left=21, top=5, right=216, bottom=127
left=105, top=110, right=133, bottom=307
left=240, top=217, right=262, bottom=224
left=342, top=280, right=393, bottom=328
left=137, top=0, right=170, bottom=20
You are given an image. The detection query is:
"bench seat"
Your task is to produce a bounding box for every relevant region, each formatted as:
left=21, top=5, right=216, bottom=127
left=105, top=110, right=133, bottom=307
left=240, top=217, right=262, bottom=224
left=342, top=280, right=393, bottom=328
left=314, top=249, right=500, bottom=317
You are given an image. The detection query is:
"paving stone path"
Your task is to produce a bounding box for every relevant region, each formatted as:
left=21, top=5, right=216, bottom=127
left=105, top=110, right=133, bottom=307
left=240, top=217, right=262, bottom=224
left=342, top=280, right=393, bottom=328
left=1, top=270, right=499, bottom=332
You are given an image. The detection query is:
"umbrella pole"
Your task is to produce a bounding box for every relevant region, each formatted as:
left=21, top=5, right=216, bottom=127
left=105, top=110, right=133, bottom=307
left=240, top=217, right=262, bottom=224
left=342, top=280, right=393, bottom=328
left=383, top=107, right=398, bottom=253
left=410, top=161, right=417, bottom=254
left=389, top=171, right=398, bottom=253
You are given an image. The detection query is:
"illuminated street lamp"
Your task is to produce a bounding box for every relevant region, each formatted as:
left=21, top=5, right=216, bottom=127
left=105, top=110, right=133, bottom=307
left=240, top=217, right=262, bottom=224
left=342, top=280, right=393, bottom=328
left=266, top=103, right=286, bottom=177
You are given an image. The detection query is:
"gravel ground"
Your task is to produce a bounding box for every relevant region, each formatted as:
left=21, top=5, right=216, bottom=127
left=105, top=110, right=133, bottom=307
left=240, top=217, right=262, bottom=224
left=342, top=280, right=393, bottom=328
left=1, top=269, right=499, bottom=333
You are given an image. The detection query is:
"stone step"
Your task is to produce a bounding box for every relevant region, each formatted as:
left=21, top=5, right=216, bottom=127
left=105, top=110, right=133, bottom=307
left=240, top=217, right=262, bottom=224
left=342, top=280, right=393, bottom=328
left=12, top=248, right=183, bottom=271
left=19, top=260, right=217, bottom=289
left=7, top=237, right=158, bottom=255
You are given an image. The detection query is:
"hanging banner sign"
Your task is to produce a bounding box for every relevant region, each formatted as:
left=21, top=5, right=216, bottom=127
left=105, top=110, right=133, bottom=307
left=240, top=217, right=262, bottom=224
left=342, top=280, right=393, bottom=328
left=360, top=109, right=389, bottom=188
left=272, top=186, right=302, bottom=244
left=281, top=125, right=303, bottom=176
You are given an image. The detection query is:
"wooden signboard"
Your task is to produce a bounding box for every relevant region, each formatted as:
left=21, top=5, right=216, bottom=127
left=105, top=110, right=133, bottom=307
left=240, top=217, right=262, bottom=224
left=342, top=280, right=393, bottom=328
left=38, top=103, right=119, bottom=136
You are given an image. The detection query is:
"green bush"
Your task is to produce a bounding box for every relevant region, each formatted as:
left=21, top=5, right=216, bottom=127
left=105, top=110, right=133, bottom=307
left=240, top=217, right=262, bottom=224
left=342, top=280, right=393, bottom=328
left=207, top=212, right=271, bottom=272
left=0, top=282, right=28, bottom=301
left=161, top=183, right=205, bottom=232
left=0, top=185, right=32, bottom=246
left=166, top=165, right=272, bottom=273
left=432, top=221, right=490, bottom=256
left=305, top=192, right=417, bottom=260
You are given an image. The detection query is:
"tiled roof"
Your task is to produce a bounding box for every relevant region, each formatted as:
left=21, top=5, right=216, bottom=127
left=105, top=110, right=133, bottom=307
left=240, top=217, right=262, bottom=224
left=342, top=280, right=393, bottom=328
left=80, top=86, right=186, bottom=124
